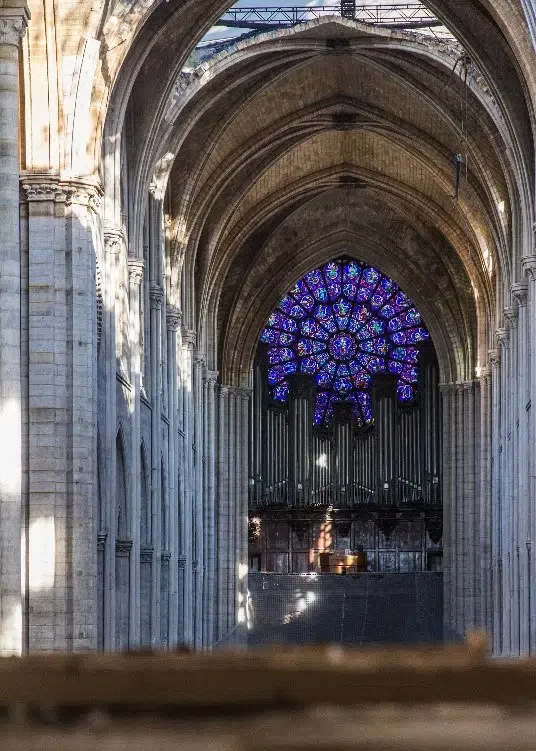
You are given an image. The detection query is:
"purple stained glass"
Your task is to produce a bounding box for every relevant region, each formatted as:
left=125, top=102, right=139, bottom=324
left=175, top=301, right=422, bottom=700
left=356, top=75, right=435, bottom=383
left=260, top=328, right=294, bottom=346
left=267, top=347, right=294, bottom=365
left=260, top=259, right=429, bottom=424
left=272, top=383, right=289, bottom=401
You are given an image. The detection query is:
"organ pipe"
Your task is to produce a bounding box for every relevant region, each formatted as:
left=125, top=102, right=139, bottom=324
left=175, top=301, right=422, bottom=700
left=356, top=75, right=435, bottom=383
left=249, top=350, right=441, bottom=509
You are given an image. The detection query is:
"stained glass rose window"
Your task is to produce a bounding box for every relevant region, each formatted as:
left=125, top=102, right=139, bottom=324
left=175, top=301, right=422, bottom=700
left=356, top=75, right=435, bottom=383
left=259, top=259, right=429, bottom=425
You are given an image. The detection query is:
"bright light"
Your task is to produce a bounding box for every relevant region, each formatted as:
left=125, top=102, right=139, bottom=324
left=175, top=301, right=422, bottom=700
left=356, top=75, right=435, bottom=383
left=316, top=453, right=328, bottom=468
left=297, top=597, right=307, bottom=612
left=0, top=602, right=21, bottom=655
left=238, top=563, right=248, bottom=580
left=29, top=517, right=55, bottom=591
left=0, top=400, right=21, bottom=493
left=306, top=591, right=316, bottom=603
left=498, top=200, right=505, bottom=213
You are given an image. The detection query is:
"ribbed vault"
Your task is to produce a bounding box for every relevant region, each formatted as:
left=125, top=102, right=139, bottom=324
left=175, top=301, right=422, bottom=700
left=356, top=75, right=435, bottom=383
left=94, top=5, right=535, bottom=392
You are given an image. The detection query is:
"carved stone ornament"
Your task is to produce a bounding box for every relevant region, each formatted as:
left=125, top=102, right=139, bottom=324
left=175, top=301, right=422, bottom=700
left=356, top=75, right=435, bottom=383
left=178, top=556, right=187, bottom=569
left=182, top=329, right=197, bottom=347
left=204, top=369, right=219, bottom=385
left=0, top=14, right=28, bottom=46
left=128, top=260, right=144, bottom=286
left=150, top=284, right=164, bottom=309
left=140, top=547, right=154, bottom=563
left=115, top=538, right=133, bottom=556
left=511, top=282, right=528, bottom=307
left=104, top=228, right=123, bottom=255
left=495, top=327, right=509, bottom=349
left=166, top=307, right=182, bottom=331
left=504, top=305, right=518, bottom=330
left=488, top=348, right=500, bottom=369
left=21, top=179, right=63, bottom=202
left=522, top=254, right=536, bottom=281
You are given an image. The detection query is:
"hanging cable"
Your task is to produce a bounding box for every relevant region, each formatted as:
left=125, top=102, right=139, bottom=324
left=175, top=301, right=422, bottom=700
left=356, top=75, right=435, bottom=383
left=451, top=53, right=471, bottom=199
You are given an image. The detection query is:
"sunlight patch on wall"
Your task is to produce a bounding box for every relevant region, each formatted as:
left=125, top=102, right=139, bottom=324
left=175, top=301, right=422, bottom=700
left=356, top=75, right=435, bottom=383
left=29, top=517, right=56, bottom=592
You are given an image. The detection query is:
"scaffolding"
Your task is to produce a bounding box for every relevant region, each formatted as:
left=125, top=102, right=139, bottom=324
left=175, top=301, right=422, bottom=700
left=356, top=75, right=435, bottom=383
left=218, top=4, right=443, bottom=31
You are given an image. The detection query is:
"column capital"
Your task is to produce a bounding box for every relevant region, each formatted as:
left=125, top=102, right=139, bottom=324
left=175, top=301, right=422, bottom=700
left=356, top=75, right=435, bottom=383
left=511, top=281, right=528, bottom=307
left=150, top=283, right=164, bottom=309
left=20, top=174, right=62, bottom=202
left=0, top=8, right=30, bottom=47
left=104, top=227, right=123, bottom=256
left=488, top=348, right=500, bottom=368
left=495, top=327, right=509, bottom=349
left=62, top=177, right=103, bottom=213
left=166, top=307, right=182, bottom=331
left=204, top=370, right=219, bottom=385
left=503, top=305, right=518, bottom=330
left=182, top=328, right=197, bottom=347
left=128, top=259, right=144, bottom=286
left=438, top=382, right=456, bottom=395
left=522, top=254, right=536, bottom=280
left=233, top=386, right=252, bottom=401
left=194, top=352, right=206, bottom=368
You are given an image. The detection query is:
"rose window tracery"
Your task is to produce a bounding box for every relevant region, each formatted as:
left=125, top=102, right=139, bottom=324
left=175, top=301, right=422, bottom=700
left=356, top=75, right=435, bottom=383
left=260, top=259, right=429, bottom=425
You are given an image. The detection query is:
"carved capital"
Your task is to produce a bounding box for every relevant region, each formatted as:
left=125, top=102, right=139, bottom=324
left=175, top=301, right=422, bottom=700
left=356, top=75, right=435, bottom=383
left=21, top=176, right=62, bottom=202
left=204, top=370, right=219, bottom=385
left=104, top=228, right=123, bottom=256
left=63, top=178, right=103, bottom=212
left=0, top=10, right=29, bottom=47
left=522, top=254, right=536, bottom=281
left=128, top=260, right=144, bottom=286
left=234, top=386, right=252, bottom=401
left=495, top=327, right=509, bottom=349
left=166, top=307, right=182, bottom=331
left=182, top=328, right=197, bottom=347
left=488, top=348, right=500, bottom=368
left=511, top=281, right=528, bottom=307
left=178, top=556, right=187, bottom=569
left=115, top=538, right=133, bottom=556
left=140, top=546, right=154, bottom=563
left=97, top=532, right=108, bottom=551
left=150, top=284, right=164, bottom=309
left=504, top=305, right=518, bottom=330
left=438, top=382, right=456, bottom=395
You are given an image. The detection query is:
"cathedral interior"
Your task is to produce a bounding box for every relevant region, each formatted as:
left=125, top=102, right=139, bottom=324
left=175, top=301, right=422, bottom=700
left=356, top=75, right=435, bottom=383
left=0, top=0, right=535, bottom=658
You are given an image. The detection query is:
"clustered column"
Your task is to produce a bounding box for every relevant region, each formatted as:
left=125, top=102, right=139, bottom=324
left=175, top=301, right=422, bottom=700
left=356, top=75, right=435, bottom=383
left=440, top=379, right=481, bottom=639
left=0, top=6, right=29, bottom=656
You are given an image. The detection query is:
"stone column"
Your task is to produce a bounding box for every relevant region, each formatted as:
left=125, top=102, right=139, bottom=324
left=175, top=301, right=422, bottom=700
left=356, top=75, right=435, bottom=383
left=216, top=385, right=229, bottom=642
left=181, top=329, right=196, bottom=645
left=166, top=307, right=181, bottom=647
left=204, top=370, right=218, bottom=646
left=489, top=347, right=501, bottom=653
left=496, top=326, right=510, bottom=654
left=512, top=282, right=529, bottom=654
left=149, top=283, right=164, bottom=646
left=237, top=387, right=251, bottom=638
left=0, top=6, right=29, bottom=656
left=439, top=382, right=455, bottom=639
left=128, top=259, right=144, bottom=647
left=522, top=253, right=536, bottom=653
left=505, top=304, right=520, bottom=655
left=193, top=353, right=205, bottom=648
left=478, top=367, right=492, bottom=635
left=21, top=177, right=102, bottom=652
left=101, top=227, right=122, bottom=649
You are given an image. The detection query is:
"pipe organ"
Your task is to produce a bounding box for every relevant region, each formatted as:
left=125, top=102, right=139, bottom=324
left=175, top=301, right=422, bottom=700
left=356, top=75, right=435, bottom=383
left=249, top=347, right=442, bottom=573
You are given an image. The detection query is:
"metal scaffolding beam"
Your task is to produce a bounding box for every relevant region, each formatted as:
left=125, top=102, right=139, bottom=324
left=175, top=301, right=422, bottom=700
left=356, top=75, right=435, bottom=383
left=218, top=4, right=443, bottom=31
